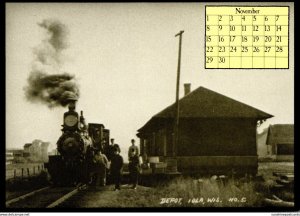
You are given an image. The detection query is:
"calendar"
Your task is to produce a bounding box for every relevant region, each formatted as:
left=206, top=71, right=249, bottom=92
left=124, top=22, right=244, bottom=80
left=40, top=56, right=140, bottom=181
left=205, top=6, right=289, bottom=69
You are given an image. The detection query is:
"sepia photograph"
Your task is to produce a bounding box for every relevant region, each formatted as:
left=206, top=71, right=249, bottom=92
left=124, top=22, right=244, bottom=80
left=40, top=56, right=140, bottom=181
left=5, top=2, right=295, bottom=210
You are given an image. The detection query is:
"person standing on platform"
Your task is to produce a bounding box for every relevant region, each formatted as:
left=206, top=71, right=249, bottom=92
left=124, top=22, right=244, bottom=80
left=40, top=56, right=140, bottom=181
left=106, top=138, right=115, bottom=161
left=128, top=151, right=140, bottom=189
left=101, top=138, right=107, bottom=155
left=113, top=143, right=121, bottom=154
left=128, top=139, right=140, bottom=189
left=128, top=139, right=139, bottom=162
left=93, top=149, right=109, bottom=187
left=110, top=146, right=124, bottom=191
left=92, top=129, right=102, bottom=151
left=86, top=145, right=96, bottom=185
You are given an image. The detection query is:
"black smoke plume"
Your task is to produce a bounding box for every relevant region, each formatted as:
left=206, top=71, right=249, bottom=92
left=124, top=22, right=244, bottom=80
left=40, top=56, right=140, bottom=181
left=24, top=19, right=80, bottom=108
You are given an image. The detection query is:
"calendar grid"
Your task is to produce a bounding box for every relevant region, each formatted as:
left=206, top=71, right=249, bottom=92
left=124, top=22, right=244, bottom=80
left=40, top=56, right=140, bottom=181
left=205, top=6, right=289, bottom=69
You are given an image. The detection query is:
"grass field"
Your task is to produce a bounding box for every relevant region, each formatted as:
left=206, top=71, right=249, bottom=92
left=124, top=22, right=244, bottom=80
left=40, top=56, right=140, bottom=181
left=258, top=162, right=294, bottom=180
left=62, top=178, right=260, bottom=207
left=62, top=162, right=294, bottom=207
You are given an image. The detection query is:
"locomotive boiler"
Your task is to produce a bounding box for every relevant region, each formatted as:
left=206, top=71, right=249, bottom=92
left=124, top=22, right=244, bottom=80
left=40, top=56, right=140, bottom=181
left=45, top=98, right=110, bottom=186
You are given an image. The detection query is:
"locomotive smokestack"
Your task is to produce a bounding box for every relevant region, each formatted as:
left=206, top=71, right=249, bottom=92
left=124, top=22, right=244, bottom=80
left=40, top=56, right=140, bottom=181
left=67, top=97, right=77, bottom=111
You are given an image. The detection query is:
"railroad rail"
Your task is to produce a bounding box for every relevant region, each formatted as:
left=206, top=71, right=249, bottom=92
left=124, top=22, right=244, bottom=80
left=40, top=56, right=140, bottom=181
left=6, top=184, right=87, bottom=208
left=6, top=186, right=50, bottom=206
left=47, top=184, right=87, bottom=208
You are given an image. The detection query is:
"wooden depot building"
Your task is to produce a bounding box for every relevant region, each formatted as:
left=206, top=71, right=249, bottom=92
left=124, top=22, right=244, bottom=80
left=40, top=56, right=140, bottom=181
left=266, top=124, right=294, bottom=162
left=137, top=85, right=273, bottom=175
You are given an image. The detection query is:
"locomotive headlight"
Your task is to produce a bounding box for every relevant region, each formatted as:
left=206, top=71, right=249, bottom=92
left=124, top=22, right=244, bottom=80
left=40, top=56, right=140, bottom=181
left=64, top=115, right=78, bottom=127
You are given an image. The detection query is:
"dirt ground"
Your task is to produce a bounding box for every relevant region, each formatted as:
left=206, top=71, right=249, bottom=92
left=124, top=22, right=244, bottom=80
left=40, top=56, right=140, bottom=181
left=6, top=161, right=294, bottom=208
left=59, top=162, right=294, bottom=208
left=59, top=184, right=155, bottom=208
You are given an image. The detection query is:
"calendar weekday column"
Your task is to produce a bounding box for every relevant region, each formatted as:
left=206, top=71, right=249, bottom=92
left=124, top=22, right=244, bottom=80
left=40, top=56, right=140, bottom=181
left=241, top=15, right=253, bottom=68
left=206, top=15, right=219, bottom=68
left=252, top=15, right=264, bottom=68
left=275, top=15, right=289, bottom=68
left=229, top=15, right=242, bottom=68
left=218, top=15, right=230, bottom=68
left=264, top=15, right=276, bottom=68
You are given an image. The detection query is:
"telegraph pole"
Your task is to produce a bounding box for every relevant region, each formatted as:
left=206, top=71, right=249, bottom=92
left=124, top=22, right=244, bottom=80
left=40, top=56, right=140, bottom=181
left=173, top=30, right=184, bottom=157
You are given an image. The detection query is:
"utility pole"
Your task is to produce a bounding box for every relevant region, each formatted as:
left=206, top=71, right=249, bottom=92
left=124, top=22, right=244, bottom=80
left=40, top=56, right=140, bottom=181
left=173, top=30, right=184, bottom=157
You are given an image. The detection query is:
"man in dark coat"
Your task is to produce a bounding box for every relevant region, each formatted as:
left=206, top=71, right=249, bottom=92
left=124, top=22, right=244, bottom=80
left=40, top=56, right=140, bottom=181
left=128, top=151, right=140, bottom=189
left=110, top=146, right=123, bottom=191
left=86, top=145, right=96, bottom=185
left=106, top=138, right=115, bottom=161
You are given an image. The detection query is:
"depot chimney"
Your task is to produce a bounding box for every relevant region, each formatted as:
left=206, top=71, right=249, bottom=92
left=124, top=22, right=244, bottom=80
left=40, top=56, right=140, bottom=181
left=184, top=83, right=191, bottom=96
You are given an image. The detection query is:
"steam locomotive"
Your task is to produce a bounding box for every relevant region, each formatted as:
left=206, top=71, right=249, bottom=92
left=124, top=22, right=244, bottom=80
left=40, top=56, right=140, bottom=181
left=45, top=98, right=110, bottom=186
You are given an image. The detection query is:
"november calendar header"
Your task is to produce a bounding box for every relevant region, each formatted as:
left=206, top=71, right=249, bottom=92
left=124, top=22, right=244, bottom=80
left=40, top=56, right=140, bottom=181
left=206, top=6, right=289, bottom=16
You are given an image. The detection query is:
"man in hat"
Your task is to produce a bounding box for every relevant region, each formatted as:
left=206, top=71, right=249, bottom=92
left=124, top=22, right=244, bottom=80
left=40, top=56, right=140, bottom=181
left=128, top=139, right=139, bottom=162
left=128, top=149, right=140, bottom=189
left=106, top=138, right=116, bottom=161
left=128, top=139, right=140, bottom=189
left=105, top=138, right=117, bottom=184
left=110, top=145, right=123, bottom=191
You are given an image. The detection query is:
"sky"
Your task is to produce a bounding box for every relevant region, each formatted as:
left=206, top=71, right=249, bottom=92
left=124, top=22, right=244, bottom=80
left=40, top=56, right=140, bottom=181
left=6, top=3, right=294, bottom=160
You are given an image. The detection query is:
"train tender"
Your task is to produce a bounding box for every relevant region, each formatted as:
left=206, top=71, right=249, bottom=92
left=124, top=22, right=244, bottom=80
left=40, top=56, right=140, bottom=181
left=45, top=98, right=110, bottom=186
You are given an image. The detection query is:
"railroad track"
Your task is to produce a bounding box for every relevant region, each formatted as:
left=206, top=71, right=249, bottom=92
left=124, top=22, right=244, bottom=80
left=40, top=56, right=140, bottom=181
left=6, top=184, right=87, bottom=208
